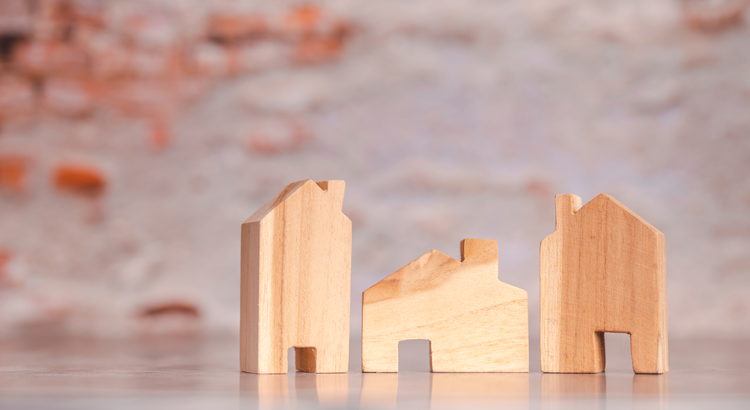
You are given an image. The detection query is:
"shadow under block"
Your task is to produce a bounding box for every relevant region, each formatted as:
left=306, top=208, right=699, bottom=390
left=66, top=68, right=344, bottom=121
left=240, top=179, right=352, bottom=374
left=362, top=239, right=529, bottom=373
left=540, top=194, right=668, bottom=374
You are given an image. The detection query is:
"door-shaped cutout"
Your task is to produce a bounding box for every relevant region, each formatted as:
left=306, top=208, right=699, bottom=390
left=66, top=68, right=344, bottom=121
left=604, top=332, right=633, bottom=372
left=398, top=339, right=431, bottom=372
left=288, top=347, right=317, bottom=373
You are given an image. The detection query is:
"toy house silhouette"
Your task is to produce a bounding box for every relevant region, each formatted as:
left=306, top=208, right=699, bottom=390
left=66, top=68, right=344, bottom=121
left=362, top=239, right=528, bottom=373
left=540, top=193, right=668, bottom=374
left=240, top=179, right=352, bottom=374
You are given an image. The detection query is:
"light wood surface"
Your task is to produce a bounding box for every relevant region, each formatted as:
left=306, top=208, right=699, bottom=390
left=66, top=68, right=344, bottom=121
left=540, top=194, right=668, bottom=374
left=240, top=179, right=352, bottom=374
left=362, top=239, right=529, bottom=373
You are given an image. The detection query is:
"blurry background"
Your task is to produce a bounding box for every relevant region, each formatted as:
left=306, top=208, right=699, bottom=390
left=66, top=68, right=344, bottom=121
left=0, top=0, right=749, bottom=341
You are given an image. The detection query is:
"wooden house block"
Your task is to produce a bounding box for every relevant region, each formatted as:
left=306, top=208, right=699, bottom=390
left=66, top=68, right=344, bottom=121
left=362, top=239, right=529, bottom=373
left=540, top=194, right=668, bottom=374
left=240, top=179, right=352, bottom=374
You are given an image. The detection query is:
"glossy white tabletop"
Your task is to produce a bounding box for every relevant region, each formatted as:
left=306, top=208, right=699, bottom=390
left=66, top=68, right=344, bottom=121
left=1, top=335, right=748, bottom=409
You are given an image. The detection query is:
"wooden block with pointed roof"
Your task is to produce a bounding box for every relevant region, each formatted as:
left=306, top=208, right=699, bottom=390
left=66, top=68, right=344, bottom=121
left=540, top=193, right=668, bottom=374
left=362, top=239, right=529, bottom=373
left=240, top=179, right=351, bottom=374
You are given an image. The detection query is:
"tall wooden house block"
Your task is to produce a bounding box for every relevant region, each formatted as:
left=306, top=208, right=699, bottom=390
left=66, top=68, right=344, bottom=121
left=362, top=239, right=529, bottom=373
left=241, top=180, right=352, bottom=374
left=540, top=194, right=668, bottom=374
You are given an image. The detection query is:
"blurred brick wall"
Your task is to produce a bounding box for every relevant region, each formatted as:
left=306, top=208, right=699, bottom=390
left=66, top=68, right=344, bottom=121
left=0, top=0, right=749, bottom=339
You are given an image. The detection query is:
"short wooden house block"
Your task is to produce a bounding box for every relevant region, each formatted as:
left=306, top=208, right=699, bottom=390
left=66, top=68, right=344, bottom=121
left=362, top=239, right=529, bottom=373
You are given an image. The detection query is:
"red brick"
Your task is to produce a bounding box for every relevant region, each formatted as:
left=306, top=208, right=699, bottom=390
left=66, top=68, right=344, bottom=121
left=207, top=14, right=268, bottom=43
left=186, top=43, right=232, bottom=76
left=282, top=5, right=352, bottom=39
left=12, top=41, right=89, bottom=76
left=682, top=0, right=749, bottom=30
left=282, top=5, right=351, bottom=65
left=0, top=0, right=32, bottom=35
left=283, top=4, right=323, bottom=35
left=293, top=35, right=344, bottom=64
left=0, top=155, right=30, bottom=192
left=0, top=76, right=36, bottom=118
left=187, top=42, right=288, bottom=76
left=249, top=118, right=310, bottom=154
left=31, top=0, right=74, bottom=40
left=0, top=250, right=10, bottom=284
left=42, top=77, right=98, bottom=116
left=136, top=300, right=201, bottom=336
left=89, top=42, right=185, bottom=80
left=148, top=118, right=171, bottom=151
left=0, top=250, right=21, bottom=288
left=131, top=48, right=185, bottom=79
left=88, top=43, right=136, bottom=79
left=103, top=80, right=180, bottom=118
left=140, top=301, right=200, bottom=318
left=103, top=78, right=209, bottom=118
left=525, top=180, right=552, bottom=197
left=53, top=163, right=106, bottom=196
left=68, top=1, right=105, bottom=29
left=234, top=41, right=290, bottom=73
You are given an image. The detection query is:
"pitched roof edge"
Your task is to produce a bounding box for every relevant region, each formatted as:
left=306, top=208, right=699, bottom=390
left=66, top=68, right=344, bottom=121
left=584, top=193, right=663, bottom=235
left=243, top=179, right=312, bottom=224
left=363, top=249, right=457, bottom=293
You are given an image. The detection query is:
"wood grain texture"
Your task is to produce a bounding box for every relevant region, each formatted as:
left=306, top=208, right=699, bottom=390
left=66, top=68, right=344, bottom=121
left=240, top=179, right=352, bottom=374
left=362, top=239, right=528, bottom=373
left=540, top=194, right=668, bottom=374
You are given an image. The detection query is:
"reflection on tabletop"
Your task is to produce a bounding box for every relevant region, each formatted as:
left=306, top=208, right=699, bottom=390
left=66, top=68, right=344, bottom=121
left=1, top=337, right=748, bottom=409
left=238, top=371, right=669, bottom=409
